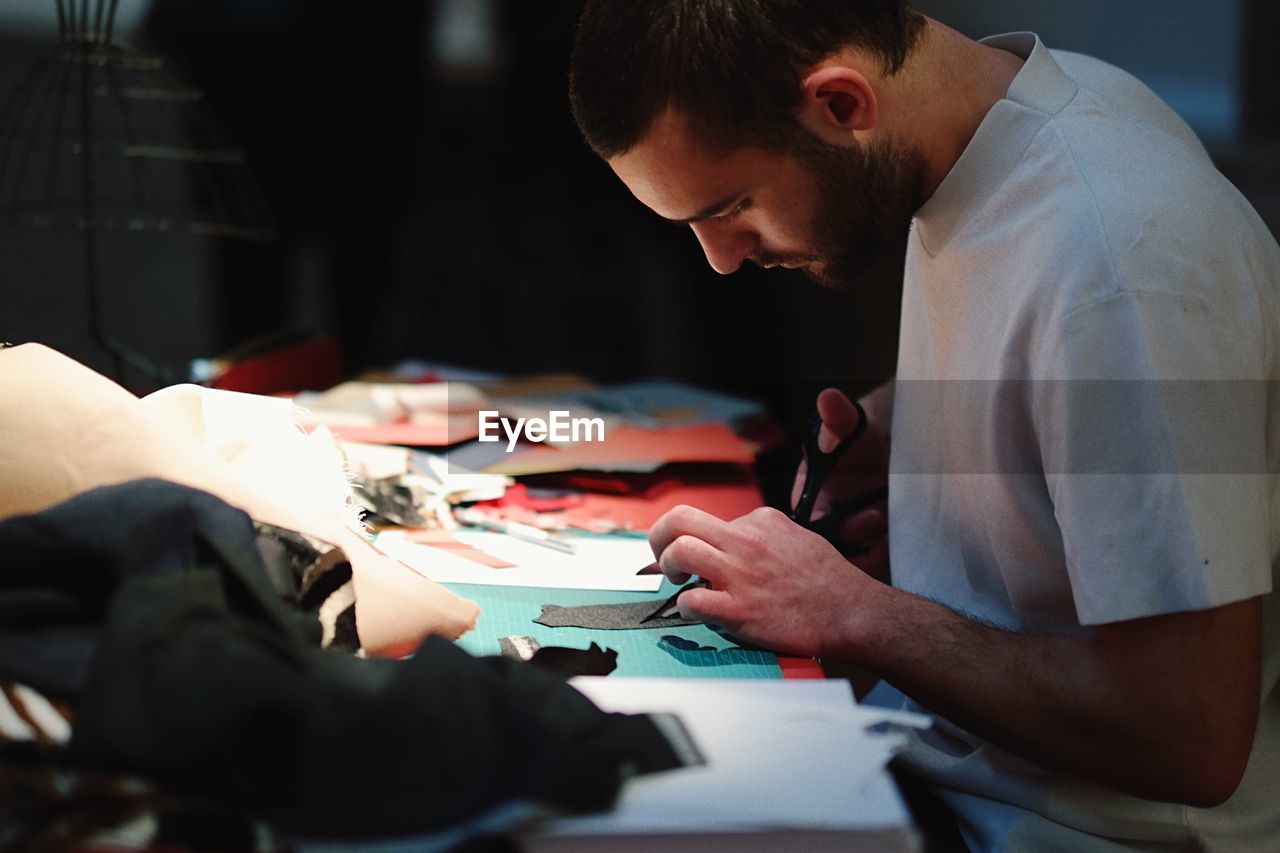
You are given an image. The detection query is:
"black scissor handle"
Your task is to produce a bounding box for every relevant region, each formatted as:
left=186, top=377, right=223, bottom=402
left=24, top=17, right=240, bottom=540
left=802, top=484, right=890, bottom=552
left=789, top=399, right=869, bottom=527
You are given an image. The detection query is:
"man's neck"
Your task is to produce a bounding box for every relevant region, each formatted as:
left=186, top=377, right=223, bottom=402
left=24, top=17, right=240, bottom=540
left=890, top=18, right=1026, bottom=201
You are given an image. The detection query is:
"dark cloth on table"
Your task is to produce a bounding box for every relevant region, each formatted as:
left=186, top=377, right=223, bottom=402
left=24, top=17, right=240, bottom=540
left=0, top=479, right=683, bottom=840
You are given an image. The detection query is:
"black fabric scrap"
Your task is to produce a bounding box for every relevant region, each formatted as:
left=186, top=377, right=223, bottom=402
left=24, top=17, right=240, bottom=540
left=534, top=584, right=706, bottom=631
left=530, top=643, right=618, bottom=677
left=354, top=478, right=425, bottom=527
left=294, top=549, right=352, bottom=613
left=499, top=637, right=618, bottom=677
left=253, top=522, right=324, bottom=598
left=0, top=479, right=688, bottom=840
left=639, top=580, right=711, bottom=624
left=260, top=525, right=358, bottom=653
left=535, top=600, right=697, bottom=630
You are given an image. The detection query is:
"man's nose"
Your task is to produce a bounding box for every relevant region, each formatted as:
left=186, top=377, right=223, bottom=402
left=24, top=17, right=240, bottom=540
left=689, top=221, right=758, bottom=275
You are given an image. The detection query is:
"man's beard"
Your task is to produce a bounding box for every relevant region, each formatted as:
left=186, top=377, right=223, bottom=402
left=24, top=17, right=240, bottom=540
left=769, top=131, right=925, bottom=290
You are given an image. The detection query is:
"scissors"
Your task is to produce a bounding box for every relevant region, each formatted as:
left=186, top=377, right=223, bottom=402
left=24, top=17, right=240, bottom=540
left=639, top=579, right=711, bottom=625
left=639, top=402, right=889, bottom=624
left=789, top=400, right=889, bottom=549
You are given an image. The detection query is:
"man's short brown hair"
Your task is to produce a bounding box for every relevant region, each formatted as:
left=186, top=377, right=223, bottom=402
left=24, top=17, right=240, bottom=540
left=569, top=0, right=924, bottom=158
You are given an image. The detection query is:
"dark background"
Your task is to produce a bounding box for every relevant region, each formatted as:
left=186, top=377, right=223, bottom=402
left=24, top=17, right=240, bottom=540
left=1, top=0, right=1277, bottom=432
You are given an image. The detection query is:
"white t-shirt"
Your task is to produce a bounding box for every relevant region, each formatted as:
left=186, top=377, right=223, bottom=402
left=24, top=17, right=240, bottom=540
left=869, top=33, right=1280, bottom=851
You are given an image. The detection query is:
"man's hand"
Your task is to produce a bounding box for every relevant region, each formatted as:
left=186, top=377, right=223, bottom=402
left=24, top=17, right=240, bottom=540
left=647, top=504, right=872, bottom=658
left=791, top=388, right=891, bottom=579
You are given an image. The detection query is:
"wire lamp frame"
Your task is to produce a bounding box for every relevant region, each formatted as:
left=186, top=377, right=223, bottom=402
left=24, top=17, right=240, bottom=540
left=0, top=0, right=276, bottom=385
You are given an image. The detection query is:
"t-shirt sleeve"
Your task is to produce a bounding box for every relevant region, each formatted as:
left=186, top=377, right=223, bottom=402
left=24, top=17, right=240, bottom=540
left=1032, top=290, right=1272, bottom=625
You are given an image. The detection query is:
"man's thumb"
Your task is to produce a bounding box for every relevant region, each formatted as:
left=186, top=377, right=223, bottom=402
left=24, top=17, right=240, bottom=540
left=815, top=387, right=860, bottom=453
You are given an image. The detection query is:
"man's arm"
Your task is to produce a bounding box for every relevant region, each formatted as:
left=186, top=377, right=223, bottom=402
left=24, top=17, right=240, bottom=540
left=851, top=584, right=1261, bottom=807
left=651, top=505, right=1262, bottom=808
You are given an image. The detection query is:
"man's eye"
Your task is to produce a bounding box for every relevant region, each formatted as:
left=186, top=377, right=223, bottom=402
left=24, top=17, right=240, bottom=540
left=718, top=200, right=750, bottom=222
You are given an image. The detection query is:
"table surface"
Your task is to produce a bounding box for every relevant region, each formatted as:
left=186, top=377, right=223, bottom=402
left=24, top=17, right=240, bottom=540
left=444, top=578, right=785, bottom=679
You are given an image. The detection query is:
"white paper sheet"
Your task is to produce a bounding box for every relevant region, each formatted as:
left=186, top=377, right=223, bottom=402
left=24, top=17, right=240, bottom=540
left=375, top=530, right=663, bottom=591
left=535, top=678, right=923, bottom=838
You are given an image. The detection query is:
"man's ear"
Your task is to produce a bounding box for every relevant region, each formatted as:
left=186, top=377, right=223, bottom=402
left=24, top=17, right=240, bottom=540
left=799, top=65, right=878, bottom=138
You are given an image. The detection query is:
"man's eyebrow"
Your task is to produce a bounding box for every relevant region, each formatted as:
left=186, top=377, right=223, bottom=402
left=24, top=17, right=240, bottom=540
left=667, top=193, right=741, bottom=225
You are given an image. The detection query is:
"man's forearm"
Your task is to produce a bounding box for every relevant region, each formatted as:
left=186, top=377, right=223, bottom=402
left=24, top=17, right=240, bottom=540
left=834, top=584, right=1260, bottom=807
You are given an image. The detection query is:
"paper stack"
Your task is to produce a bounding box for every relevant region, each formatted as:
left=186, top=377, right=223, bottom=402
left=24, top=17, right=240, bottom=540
left=526, top=678, right=925, bottom=852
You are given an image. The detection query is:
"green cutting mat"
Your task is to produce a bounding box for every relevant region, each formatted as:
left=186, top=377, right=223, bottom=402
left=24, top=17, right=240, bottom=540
left=444, top=579, right=782, bottom=679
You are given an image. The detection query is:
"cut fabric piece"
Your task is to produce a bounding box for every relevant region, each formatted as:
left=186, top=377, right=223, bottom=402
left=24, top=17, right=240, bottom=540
left=354, top=477, right=427, bottom=527
left=253, top=522, right=325, bottom=598
left=139, top=380, right=365, bottom=534
left=249, top=523, right=363, bottom=653
left=639, top=581, right=711, bottom=625
left=498, top=635, right=542, bottom=661
left=498, top=637, right=619, bottom=677
left=531, top=643, right=619, bottom=678
left=535, top=599, right=701, bottom=631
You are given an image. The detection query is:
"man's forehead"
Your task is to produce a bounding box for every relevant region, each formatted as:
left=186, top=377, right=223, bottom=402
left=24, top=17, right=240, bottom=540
left=640, top=106, right=701, bottom=148
left=608, top=107, right=768, bottom=220
left=613, top=106, right=718, bottom=171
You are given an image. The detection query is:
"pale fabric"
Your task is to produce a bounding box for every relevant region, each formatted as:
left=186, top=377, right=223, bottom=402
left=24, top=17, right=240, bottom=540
left=0, top=344, right=479, bottom=656
left=871, top=33, right=1280, bottom=851
left=140, top=383, right=367, bottom=535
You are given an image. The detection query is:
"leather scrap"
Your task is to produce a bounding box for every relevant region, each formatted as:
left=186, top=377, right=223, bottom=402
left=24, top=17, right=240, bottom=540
left=534, top=594, right=702, bottom=631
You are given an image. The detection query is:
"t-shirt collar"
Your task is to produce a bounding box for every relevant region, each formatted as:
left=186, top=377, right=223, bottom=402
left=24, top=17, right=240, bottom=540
left=913, top=32, right=1079, bottom=256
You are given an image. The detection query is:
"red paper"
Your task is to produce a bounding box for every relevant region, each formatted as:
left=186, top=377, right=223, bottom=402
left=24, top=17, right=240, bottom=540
left=485, top=422, right=755, bottom=476
left=569, top=470, right=763, bottom=531
left=476, top=465, right=765, bottom=533
left=405, top=529, right=517, bottom=569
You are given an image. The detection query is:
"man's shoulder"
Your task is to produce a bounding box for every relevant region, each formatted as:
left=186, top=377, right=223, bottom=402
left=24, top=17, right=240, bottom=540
left=941, top=46, right=1280, bottom=359
left=1006, top=55, right=1269, bottom=294
left=1048, top=48, right=1206, bottom=157
left=1030, top=52, right=1221, bottom=222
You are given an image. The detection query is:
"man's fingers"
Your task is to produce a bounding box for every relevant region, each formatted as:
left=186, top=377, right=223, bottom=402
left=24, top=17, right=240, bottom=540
left=676, top=586, right=737, bottom=626
left=657, top=534, right=731, bottom=586
left=649, top=504, right=734, bottom=564
left=838, top=507, right=887, bottom=545
left=815, top=387, right=860, bottom=454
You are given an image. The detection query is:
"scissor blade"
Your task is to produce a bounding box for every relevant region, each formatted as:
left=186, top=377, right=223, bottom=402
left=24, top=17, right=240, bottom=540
left=639, top=579, right=710, bottom=624
left=639, top=589, right=684, bottom=624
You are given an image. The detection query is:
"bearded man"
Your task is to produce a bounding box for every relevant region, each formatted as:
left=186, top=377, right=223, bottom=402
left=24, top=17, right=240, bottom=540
left=569, top=2, right=1280, bottom=850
